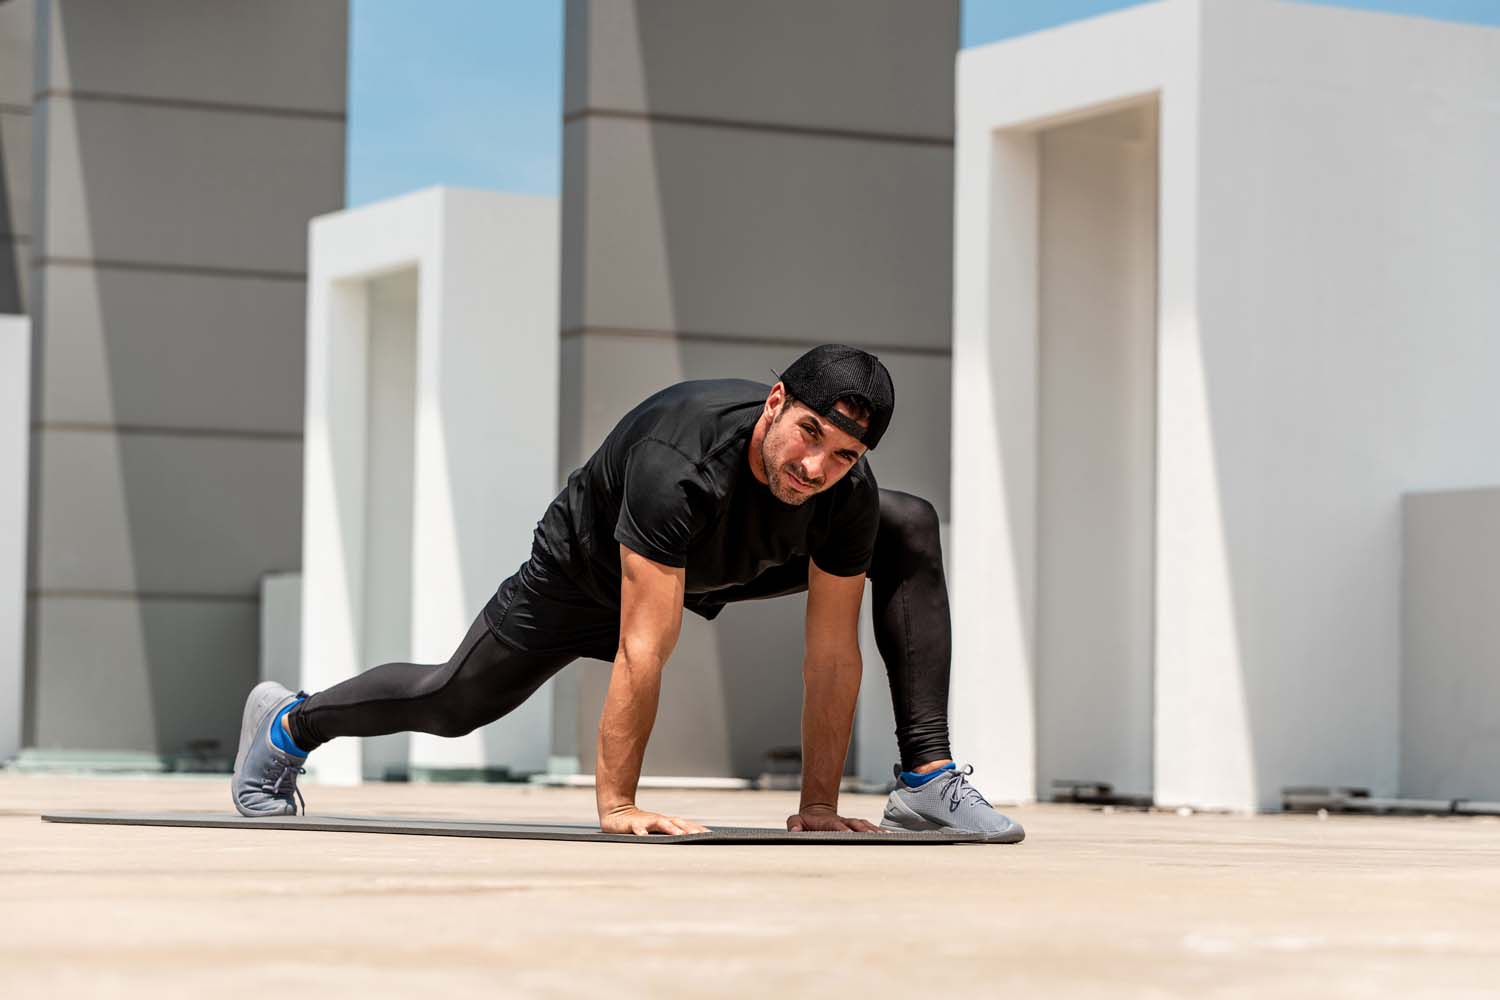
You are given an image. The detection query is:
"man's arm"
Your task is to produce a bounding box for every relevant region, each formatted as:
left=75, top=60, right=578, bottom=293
left=595, top=543, right=710, bottom=836
left=788, top=558, right=883, bottom=833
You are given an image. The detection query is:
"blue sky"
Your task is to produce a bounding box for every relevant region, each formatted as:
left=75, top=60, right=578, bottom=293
left=346, top=0, right=1500, bottom=206
left=346, top=0, right=564, bottom=205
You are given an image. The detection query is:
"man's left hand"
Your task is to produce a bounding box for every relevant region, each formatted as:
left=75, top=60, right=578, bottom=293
left=786, top=806, right=886, bottom=833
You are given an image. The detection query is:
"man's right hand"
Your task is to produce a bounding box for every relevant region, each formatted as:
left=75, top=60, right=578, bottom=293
left=599, top=805, right=710, bottom=837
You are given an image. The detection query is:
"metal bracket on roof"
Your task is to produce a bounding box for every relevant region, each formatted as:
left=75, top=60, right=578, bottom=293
left=1282, top=786, right=1500, bottom=816
left=1051, top=779, right=1153, bottom=809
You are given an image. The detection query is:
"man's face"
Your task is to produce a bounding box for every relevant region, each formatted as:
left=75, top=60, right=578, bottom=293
left=759, top=390, right=869, bottom=506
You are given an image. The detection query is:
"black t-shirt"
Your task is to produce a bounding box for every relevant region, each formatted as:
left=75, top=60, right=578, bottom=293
left=533, top=378, right=879, bottom=620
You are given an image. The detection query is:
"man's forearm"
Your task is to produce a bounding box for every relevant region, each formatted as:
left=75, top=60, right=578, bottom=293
left=594, top=651, right=665, bottom=818
left=799, top=654, right=861, bottom=812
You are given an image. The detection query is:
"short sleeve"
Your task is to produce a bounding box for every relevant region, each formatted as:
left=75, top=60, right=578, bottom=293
left=613, top=439, right=709, bottom=567
left=809, top=467, right=880, bottom=577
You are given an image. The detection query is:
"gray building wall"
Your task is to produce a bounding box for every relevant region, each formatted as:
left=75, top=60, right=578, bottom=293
left=25, top=0, right=346, bottom=757
left=559, top=0, right=958, bottom=778
left=0, top=0, right=32, bottom=314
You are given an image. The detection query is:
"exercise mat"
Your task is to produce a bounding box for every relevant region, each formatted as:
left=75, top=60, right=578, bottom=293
left=41, top=811, right=1008, bottom=844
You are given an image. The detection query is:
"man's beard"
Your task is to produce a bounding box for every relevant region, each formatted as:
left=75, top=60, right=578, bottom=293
left=760, top=437, right=816, bottom=507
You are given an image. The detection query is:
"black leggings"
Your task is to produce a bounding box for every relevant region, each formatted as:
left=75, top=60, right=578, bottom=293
left=290, top=488, right=953, bottom=770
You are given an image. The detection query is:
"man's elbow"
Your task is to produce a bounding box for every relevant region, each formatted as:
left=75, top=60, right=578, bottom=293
left=616, top=632, right=676, bottom=671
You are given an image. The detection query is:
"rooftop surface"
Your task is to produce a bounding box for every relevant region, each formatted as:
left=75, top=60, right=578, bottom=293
left=4, top=773, right=1499, bottom=997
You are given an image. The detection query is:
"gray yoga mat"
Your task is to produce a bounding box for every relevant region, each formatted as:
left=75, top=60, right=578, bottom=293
left=41, top=811, right=998, bottom=845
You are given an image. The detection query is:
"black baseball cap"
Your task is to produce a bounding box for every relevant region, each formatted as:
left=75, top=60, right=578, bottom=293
left=773, top=344, right=895, bottom=449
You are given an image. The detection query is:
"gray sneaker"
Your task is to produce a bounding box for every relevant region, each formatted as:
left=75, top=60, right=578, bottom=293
left=881, top=764, right=1025, bottom=844
left=231, top=681, right=309, bottom=817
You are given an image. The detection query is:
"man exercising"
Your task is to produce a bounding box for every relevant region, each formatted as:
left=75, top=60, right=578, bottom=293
left=231, top=344, right=1023, bottom=842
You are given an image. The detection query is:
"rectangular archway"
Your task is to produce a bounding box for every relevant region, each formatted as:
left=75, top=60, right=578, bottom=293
left=302, top=188, right=559, bottom=784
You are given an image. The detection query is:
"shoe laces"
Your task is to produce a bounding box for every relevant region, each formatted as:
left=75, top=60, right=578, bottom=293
left=264, top=759, right=307, bottom=815
left=938, top=764, right=991, bottom=814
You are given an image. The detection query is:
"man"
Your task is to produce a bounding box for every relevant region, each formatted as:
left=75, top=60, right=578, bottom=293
left=232, top=344, right=1023, bottom=842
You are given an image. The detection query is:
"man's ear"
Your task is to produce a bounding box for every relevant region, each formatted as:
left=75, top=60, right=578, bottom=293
left=766, top=381, right=787, bottom=419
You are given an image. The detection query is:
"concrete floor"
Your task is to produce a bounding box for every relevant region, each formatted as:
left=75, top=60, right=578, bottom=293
left=3, top=774, right=1500, bottom=998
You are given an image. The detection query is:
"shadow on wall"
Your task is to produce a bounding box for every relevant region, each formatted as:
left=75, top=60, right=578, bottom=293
left=16, top=0, right=347, bottom=760
left=0, top=105, right=20, bottom=313
left=61, top=85, right=305, bottom=758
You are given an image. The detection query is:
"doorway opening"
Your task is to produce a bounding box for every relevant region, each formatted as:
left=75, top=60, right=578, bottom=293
left=358, top=268, right=418, bottom=780
left=1033, top=101, right=1159, bottom=803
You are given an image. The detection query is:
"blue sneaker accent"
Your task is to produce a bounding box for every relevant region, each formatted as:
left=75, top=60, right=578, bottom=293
left=270, top=698, right=309, bottom=757
left=900, top=761, right=956, bottom=788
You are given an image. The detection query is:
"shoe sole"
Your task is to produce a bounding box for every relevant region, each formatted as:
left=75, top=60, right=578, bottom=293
left=879, top=818, right=1026, bottom=845
left=881, top=797, right=1026, bottom=844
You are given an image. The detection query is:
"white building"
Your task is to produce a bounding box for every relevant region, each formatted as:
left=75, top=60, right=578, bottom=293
left=949, top=0, right=1500, bottom=811
left=299, top=187, right=559, bottom=784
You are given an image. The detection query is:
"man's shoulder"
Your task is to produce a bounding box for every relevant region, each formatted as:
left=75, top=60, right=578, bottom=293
left=838, top=456, right=879, bottom=502
left=849, top=455, right=877, bottom=491
left=639, top=378, right=770, bottom=415
left=618, top=378, right=767, bottom=466
left=802, top=456, right=877, bottom=530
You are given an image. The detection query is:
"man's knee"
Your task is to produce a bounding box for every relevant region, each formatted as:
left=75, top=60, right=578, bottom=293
left=426, top=706, right=481, bottom=739
left=415, top=681, right=488, bottom=738
left=423, top=684, right=532, bottom=739
left=876, top=491, right=936, bottom=548
left=873, top=490, right=942, bottom=579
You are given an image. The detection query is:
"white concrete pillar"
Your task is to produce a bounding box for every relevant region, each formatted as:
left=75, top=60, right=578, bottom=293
left=949, top=120, right=1040, bottom=804
left=0, top=315, right=29, bottom=762
left=302, top=188, right=559, bottom=783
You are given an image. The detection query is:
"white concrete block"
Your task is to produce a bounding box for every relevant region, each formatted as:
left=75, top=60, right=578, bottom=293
left=1401, top=489, right=1500, bottom=801
left=302, top=188, right=559, bottom=784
